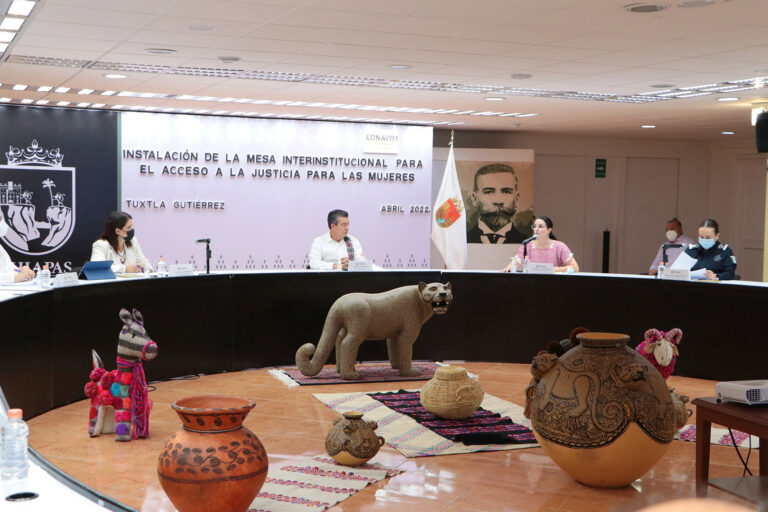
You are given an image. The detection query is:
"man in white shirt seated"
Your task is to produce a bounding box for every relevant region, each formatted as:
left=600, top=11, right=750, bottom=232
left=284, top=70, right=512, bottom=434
left=308, top=209, right=375, bottom=270
left=0, top=213, right=35, bottom=283
left=649, top=217, right=694, bottom=275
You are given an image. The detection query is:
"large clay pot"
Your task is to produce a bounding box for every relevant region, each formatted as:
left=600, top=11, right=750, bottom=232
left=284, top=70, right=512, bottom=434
left=420, top=365, right=484, bottom=419
left=325, top=411, right=385, bottom=466
left=157, top=395, right=268, bottom=512
left=524, top=332, right=690, bottom=488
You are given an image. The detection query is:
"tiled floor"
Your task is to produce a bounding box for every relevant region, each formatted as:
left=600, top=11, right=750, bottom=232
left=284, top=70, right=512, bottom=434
left=27, top=363, right=760, bottom=511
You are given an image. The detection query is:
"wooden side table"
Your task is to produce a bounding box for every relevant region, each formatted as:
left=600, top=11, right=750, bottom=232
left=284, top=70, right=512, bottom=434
left=693, top=397, right=768, bottom=505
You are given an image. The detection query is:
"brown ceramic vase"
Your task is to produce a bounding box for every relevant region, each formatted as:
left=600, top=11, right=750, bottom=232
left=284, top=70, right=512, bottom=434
left=524, top=332, right=690, bottom=488
left=325, top=411, right=385, bottom=466
left=157, top=395, right=268, bottom=512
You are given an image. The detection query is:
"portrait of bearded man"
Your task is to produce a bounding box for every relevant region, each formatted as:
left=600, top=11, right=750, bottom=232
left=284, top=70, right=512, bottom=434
left=466, top=163, right=528, bottom=244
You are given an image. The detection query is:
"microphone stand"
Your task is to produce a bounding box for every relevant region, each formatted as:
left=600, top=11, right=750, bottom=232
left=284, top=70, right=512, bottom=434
left=196, top=238, right=212, bottom=274
left=661, top=243, right=683, bottom=266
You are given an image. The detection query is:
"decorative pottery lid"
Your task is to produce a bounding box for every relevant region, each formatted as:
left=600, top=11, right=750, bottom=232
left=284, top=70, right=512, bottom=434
left=343, top=411, right=363, bottom=420
left=172, top=395, right=256, bottom=414
left=434, top=365, right=469, bottom=380
left=576, top=332, right=630, bottom=348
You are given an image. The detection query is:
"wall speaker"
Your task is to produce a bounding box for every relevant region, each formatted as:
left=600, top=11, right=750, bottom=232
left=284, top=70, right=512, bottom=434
left=757, top=111, right=768, bottom=153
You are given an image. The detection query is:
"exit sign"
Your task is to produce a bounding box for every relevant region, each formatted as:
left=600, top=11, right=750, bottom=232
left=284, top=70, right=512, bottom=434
left=595, top=158, right=606, bottom=178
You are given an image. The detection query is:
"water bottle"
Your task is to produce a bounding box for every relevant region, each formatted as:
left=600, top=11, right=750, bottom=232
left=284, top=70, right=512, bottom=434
left=522, top=257, right=530, bottom=273
left=2, top=408, right=29, bottom=481
left=157, top=257, right=167, bottom=277
left=38, top=264, right=51, bottom=289
left=143, top=262, right=151, bottom=278
left=657, top=263, right=665, bottom=280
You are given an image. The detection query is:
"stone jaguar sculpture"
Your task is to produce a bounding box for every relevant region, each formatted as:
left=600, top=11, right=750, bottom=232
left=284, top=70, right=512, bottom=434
left=295, top=282, right=452, bottom=380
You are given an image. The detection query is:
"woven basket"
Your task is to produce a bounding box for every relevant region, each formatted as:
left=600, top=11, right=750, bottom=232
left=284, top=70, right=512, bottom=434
left=420, top=365, right=484, bottom=419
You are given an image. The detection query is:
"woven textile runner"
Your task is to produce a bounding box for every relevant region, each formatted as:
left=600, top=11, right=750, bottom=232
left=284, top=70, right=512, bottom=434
left=314, top=390, right=538, bottom=457
left=269, top=362, right=440, bottom=387
left=675, top=424, right=761, bottom=448
left=248, top=456, right=401, bottom=512
left=369, top=390, right=536, bottom=446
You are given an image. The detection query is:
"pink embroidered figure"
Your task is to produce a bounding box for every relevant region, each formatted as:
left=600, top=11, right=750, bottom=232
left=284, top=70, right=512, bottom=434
left=635, top=328, right=682, bottom=380
left=84, top=308, right=158, bottom=441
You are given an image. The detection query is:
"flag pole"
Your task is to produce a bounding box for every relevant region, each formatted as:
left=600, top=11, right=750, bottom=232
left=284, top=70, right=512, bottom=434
left=450, top=129, right=454, bottom=147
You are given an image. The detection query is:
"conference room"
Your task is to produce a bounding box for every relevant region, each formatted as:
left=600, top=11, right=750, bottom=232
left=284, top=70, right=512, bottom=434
left=1, top=0, right=768, bottom=511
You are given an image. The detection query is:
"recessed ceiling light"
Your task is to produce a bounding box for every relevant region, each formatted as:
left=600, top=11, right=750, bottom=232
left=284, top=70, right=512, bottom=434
left=35, top=99, right=48, bottom=105
left=104, top=74, right=127, bottom=79
left=388, top=64, right=410, bottom=70
left=651, top=83, right=676, bottom=88
left=145, top=48, right=177, bottom=55
left=0, top=97, right=11, bottom=102
left=187, top=24, right=215, bottom=32
left=0, top=17, right=24, bottom=31
left=485, top=97, right=504, bottom=101
left=20, top=98, right=32, bottom=104
left=678, top=0, right=715, bottom=7
left=510, top=73, right=533, bottom=79
left=717, top=97, right=739, bottom=102
left=641, top=124, right=657, bottom=128
left=721, top=131, right=735, bottom=135
left=37, top=85, right=52, bottom=92
left=54, top=87, right=70, bottom=93
left=516, top=113, right=540, bottom=118
left=8, top=0, right=35, bottom=16
left=78, top=89, right=94, bottom=95
left=12, top=84, right=27, bottom=90
left=218, top=56, right=241, bottom=63
left=624, top=3, right=667, bottom=13
left=56, top=101, right=70, bottom=106
left=0, top=31, right=16, bottom=43
left=0, top=43, right=8, bottom=53
left=76, top=102, right=90, bottom=107
left=91, top=103, right=105, bottom=108
left=101, top=90, right=117, bottom=96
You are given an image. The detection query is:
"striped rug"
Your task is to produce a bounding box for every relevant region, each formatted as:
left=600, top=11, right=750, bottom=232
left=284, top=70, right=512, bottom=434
left=248, top=456, right=401, bottom=512
left=675, top=424, right=761, bottom=448
left=313, top=390, right=538, bottom=457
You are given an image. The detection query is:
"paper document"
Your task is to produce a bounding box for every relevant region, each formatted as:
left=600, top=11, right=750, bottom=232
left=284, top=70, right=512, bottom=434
left=669, top=251, right=697, bottom=270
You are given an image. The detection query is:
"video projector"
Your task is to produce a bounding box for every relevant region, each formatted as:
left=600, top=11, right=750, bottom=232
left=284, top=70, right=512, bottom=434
left=716, top=380, right=768, bottom=405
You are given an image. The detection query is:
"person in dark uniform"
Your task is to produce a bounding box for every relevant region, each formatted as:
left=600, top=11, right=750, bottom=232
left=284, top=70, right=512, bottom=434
left=684, top=218, right=737, bottom=280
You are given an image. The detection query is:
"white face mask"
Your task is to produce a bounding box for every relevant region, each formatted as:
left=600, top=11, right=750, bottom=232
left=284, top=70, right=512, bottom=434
left=0, top=220, right=9, bottom=237
left=665, top=230, right=678, bottom=242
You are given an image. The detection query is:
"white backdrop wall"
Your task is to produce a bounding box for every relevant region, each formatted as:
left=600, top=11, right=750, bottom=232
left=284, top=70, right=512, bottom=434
left=121, top=113, right=433, bottom=270
left=432, top=130, right=765, bottom=281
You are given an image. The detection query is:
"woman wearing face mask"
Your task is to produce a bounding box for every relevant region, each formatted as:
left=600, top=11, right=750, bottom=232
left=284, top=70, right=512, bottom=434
left=502, top=216, right=579, bottom=273
left=0, top=213, right=36, bottom=283
left=91, top=211, right=150, bottom=274
left=684, top=218, right=736, bottom=280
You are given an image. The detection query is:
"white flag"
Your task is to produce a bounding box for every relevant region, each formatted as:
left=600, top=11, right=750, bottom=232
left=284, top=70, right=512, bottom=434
left=431, top=144, right=467, bottom=269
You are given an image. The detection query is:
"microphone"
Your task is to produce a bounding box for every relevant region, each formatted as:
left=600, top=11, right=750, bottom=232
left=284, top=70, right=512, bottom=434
left=196, top=238, right=211, bottom=244
left=343, top=236, right=350, bottom=242
left=522, top=234, right=537, bottom=245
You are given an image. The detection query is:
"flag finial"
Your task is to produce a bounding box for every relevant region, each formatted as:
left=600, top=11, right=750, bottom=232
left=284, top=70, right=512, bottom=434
left=450, top=129, right=454, bottom=147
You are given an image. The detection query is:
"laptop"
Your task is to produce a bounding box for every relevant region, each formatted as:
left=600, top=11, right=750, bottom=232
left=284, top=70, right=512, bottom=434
left=80, top=260, right=116, bottom=280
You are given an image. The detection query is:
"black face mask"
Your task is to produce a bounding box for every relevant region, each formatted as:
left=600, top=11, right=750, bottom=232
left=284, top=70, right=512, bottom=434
left=124, top=228, right=135, bottom=242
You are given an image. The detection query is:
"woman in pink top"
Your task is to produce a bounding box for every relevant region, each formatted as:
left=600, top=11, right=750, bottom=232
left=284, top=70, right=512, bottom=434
left=502, top=216, right=579, bottom=273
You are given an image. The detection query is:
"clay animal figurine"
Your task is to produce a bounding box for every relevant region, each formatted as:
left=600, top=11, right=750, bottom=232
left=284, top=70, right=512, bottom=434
left=84, top=308, right=158, bottom=441
left=635, top=328, right=682, bottom=380
left=296, top=282, right=452, bottom=380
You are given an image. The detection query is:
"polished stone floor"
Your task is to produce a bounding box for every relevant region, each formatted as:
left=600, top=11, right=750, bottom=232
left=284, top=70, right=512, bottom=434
left=27, top=363, right=759, bottom=511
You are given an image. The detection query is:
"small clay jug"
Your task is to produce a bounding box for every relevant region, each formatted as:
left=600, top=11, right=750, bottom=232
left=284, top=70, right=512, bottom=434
left=420, top=365, right=484, bottom=419
left=325, top=411, right=385, bottom=466
left=157, top=395, right=268, bottom=512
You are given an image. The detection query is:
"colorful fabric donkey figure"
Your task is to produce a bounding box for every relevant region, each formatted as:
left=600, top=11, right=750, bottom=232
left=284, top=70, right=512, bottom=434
left=635, top=328, right=682, bottom=380
left=84, top=308, right=158, bottom=441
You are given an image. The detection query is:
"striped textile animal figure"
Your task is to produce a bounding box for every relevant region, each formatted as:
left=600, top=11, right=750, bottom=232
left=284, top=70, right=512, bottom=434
left=84, top=308, right=158, bottom=441
left=635, top=328, right=682, bottom=380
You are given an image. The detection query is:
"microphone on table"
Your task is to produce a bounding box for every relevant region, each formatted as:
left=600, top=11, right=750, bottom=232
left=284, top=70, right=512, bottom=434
left=521, top=234, right=537, bottom=267
left=522, top=234, right=537, bottom=245
left=195, top=238, right=211, bottom=274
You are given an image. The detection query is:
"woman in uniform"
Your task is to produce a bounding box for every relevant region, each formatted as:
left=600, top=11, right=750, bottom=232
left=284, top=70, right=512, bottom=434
left=684, top=218, right=737, bottom=280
